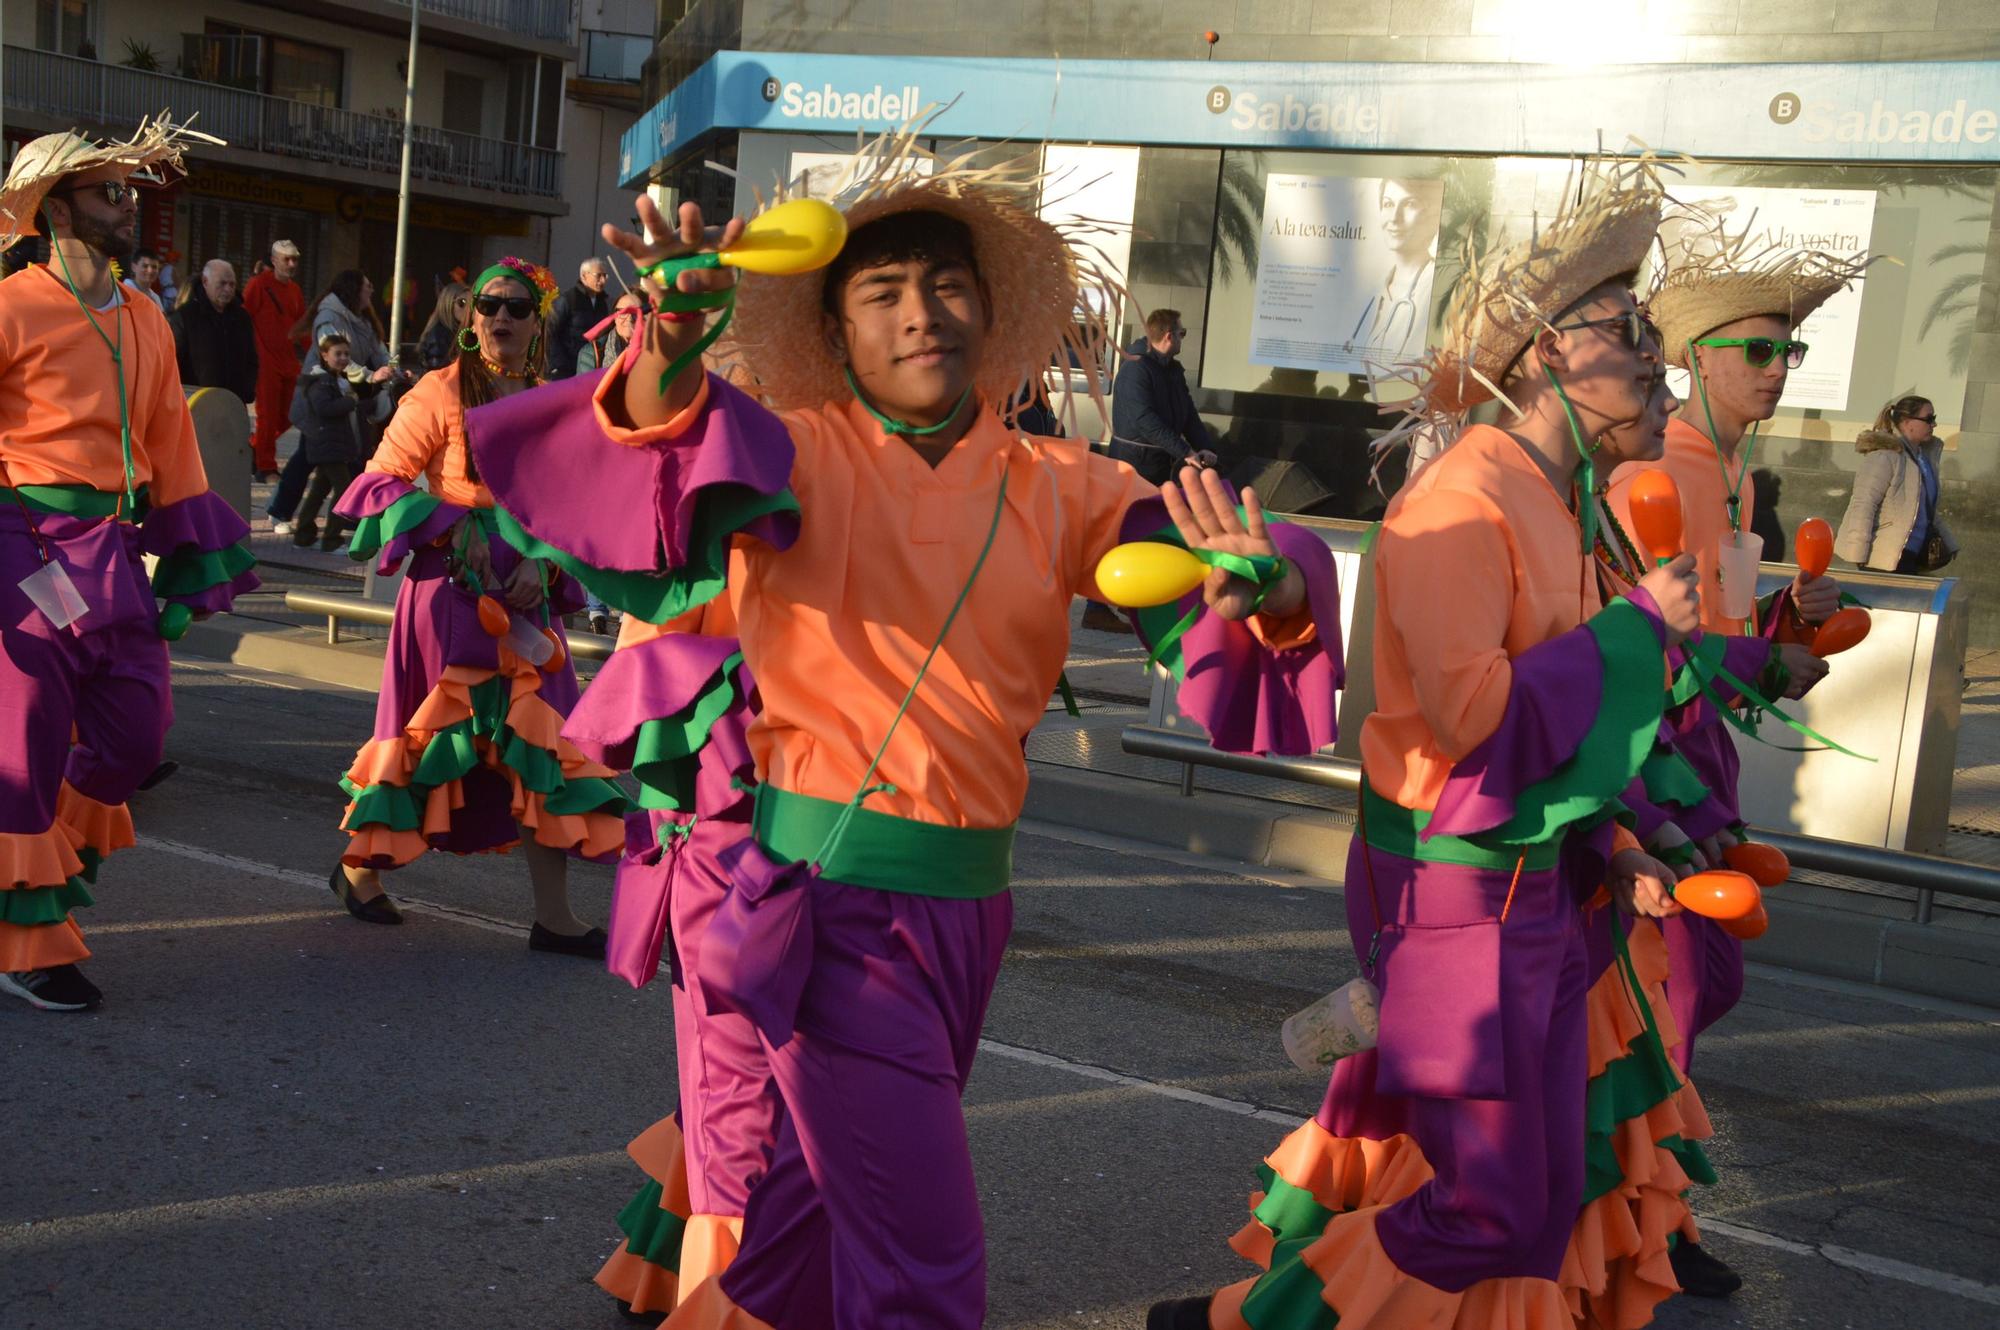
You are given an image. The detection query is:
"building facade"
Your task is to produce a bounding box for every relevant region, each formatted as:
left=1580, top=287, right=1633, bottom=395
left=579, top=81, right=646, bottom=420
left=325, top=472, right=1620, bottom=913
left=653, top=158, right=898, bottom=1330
left=621, top=2, right=2000, bottom=643
left=5, top=0, right=643, bottom=349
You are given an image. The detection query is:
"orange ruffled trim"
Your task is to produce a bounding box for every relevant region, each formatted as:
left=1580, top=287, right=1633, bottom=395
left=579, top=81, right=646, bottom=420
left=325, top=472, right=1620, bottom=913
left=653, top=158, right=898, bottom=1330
left=598, top=1247, right=681, bottom=1317
left=57, top=782, right=136, bottom=859
left=341, top=661, right=623, bottom=868
left=1213, top=1208, right=1570, bottom=1330
left=0, top=817, right=87, bottom=892
left=1229, top=1121, right=1434, bottom=1269
left=661, top=1273, right=778, bottom=1330
left=0, top=917, right=89, bottom=969
left=1559, top=918, right=1711, bottom=1330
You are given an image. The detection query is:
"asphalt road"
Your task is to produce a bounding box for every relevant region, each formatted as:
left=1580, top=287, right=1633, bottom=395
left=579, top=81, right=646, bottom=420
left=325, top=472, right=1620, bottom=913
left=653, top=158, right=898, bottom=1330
left=4, top=657, right=1998, bottom=1329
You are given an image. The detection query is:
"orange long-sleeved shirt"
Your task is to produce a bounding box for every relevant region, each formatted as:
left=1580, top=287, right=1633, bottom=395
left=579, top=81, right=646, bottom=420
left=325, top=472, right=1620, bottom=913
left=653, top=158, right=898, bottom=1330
left=364, top=360, right=493, bottom=508
left=242, top=270, right=307, bottom=370
left=0, top=265, right=211, bottom=507
left=1361, top=424, right=1607, bottom=814
left=1607, top=418, right=1754, bottom=637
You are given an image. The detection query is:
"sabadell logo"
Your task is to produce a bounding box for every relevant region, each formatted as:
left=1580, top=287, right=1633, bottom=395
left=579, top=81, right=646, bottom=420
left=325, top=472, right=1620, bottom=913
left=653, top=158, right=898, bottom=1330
left=1770, top=89, right=2000, bottom=145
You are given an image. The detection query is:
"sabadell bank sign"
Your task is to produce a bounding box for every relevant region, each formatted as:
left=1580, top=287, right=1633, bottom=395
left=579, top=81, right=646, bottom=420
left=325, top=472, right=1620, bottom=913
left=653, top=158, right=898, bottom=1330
left=621, top=54, right=2000, bottom=185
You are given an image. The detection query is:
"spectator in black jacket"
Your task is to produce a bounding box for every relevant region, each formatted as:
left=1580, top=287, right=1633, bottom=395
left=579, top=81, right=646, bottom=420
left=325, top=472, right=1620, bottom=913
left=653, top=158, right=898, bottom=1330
left=291, top=332, right=378, bottom=550
left=1109, top=308, right=1216, bottom=485
left=545, top=257, right=612, bottom=379
left=170, top=260, right=260, bottom=404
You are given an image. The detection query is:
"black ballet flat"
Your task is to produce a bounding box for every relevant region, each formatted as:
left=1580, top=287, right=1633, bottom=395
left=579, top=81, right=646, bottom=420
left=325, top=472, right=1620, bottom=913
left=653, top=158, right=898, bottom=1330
left=528, top=923, right=606, bottom=958
left=330, top=862, right=404, bottom=925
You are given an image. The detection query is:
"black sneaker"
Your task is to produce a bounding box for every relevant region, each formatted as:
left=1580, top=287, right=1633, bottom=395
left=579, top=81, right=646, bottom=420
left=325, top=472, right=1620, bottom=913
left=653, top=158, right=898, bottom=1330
left=588, top=613, right=610, bottom=636
left=293, top=517, right=318, bottom=547
left=1670, top=1240, right=1743, bottom=1297
left=528, top=923, right=607, bottom=959
left=0, top=964, right=103, bottom=1012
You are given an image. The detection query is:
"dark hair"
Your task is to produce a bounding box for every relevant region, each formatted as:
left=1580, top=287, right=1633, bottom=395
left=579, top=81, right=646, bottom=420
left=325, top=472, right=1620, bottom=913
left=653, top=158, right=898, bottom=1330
left=1145, top=308, right=1183, bottom=338
left=1501, top=270, right=1642, bottom=386
left=133, top=247, right=160, bottom=264
left=820, top=209, right=979, bottom=316
left=1876, top=394, right=1934, bottom=434
left=294, top=269, right=384, bottom=344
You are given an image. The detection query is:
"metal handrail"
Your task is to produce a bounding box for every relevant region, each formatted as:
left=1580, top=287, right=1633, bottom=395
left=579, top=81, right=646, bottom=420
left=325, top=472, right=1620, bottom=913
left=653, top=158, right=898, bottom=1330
left=1120, top=725, right=2000, bottom=922
left=2, top=46, right=563, bottom=198
left=284, top=589, right=613, bottom=661
left=383, top=0, right=575, bottom=43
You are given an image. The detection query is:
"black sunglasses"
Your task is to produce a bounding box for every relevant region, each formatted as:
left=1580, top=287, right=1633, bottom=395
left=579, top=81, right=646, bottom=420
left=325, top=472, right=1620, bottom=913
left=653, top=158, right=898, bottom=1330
left=1909, top=412, right=1938, bottom=425
left=1553, top=308, right=1660, bottom=352
left=62, top=180, right=136, bottom=208
left=473, top=294, right=536, bottom=319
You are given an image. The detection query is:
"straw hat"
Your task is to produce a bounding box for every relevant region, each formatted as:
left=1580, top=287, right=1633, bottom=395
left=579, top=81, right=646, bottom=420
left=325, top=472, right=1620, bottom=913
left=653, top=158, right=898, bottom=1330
left=724, top=119, right=1126, bottom=432
left=1368, top=152, right=1672, bottom=464
left=1648, top=208, right=1876, bottom=368
left=1, top=114, right=221, bottom=250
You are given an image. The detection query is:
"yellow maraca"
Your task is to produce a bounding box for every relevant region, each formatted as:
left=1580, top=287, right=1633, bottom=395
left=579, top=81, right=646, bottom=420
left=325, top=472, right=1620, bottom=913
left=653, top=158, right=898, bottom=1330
left=659, top=198, right=848, bottom=281
left=1094, top=542, right=1209, bottom=608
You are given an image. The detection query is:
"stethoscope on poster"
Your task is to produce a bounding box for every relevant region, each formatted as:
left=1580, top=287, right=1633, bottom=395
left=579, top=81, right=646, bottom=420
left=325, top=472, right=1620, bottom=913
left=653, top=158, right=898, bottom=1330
left=1345, top=257, right=1433, bottom=359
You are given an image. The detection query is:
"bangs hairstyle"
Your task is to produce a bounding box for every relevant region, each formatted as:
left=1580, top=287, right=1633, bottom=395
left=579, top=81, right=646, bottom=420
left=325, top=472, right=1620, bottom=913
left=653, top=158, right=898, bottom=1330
left=317, top=331, right=350, bottom=353
left=820, top=209, right=980, bottom=316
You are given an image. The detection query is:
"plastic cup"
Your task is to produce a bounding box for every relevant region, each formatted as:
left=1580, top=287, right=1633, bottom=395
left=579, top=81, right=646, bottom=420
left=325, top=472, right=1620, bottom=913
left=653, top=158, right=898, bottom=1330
left=1716, top=530, right=1763, bottom=622
left=502, top=612, right=555, bottom=667
left=1280, top=977, right=1380, bottom=1072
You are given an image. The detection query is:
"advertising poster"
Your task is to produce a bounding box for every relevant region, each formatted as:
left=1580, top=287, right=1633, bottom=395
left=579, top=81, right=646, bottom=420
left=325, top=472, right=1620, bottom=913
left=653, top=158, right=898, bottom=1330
left=1658, top=186, right=1877, bottom=411
left=1248, top=172, right=1444, bottom=374
left=785, top=150, right=932, bottom=199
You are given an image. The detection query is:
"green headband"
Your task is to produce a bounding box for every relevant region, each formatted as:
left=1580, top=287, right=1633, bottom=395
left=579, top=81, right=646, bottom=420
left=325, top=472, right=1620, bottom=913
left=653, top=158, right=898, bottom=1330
left=473, top=263, right=538, bottom=304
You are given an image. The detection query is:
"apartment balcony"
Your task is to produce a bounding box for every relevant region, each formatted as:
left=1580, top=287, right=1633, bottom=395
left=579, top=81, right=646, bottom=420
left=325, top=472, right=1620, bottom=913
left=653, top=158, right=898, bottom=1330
left=4, top=45, right=564, bottom=213
left=244, top=0, right=576, bottom=62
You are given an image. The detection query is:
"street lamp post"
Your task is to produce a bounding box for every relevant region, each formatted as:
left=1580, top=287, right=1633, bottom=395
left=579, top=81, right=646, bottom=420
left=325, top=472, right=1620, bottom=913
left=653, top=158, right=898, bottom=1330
left=387, top=0, right=422, bottom=364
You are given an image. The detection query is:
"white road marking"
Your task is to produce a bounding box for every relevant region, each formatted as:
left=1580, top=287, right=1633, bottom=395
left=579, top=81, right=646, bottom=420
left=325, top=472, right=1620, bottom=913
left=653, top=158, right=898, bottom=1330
left=132, top=835, right=2000, bottom=1307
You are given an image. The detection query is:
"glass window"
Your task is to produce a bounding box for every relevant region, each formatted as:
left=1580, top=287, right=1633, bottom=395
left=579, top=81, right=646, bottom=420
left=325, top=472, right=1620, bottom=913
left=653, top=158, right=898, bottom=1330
left=268, top=36, right=343, bottom=107
left=35, top=0, right=94, bottom=56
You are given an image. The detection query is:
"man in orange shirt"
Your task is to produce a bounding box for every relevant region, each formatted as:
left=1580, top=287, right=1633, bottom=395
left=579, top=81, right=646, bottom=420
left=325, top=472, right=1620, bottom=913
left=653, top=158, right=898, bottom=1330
left=242, top=238, right=308, bottom=479
left=0, top=119, right=257, bottom=1012
left=470, top=137, right=1344, bottom=1329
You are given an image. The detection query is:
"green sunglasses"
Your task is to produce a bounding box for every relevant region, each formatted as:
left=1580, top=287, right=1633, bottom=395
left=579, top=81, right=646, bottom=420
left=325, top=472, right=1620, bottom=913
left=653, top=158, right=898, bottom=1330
left=1694, top=335, right=1809, bottom=369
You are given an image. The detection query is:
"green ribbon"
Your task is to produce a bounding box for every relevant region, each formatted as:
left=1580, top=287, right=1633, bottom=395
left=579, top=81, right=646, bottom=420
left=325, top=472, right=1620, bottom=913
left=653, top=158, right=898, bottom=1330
left=1141, top=547, right=1290, bottom=674
left=1686, top=651, right=1875, bottom=761
left=636, top=253, right=735, bottom=398
left=842, top=366, right=974, bottom=438
left=1054, top=670, right=1080, bottom=717
left=1544, top=364, right=1598, bottom=556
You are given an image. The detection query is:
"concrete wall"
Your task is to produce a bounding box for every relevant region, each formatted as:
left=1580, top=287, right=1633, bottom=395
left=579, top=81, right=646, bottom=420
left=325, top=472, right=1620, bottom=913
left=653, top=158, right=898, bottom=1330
left=547, top=97, right=643, bottom=283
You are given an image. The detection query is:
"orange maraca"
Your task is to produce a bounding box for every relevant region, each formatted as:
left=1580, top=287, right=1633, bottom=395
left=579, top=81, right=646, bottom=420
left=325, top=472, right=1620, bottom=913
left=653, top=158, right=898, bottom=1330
left=1721, top=899, right=1770, bottom=940
left=1809, top=605, right=1872, bottom=658
left=1795, top=517, right=1834, bottom=581
left=1626, top=469, right=1684, bottom=566
left=1670, top=869, right=1761, bottom=921
left=1722, top=841, right=1790, bottom=887
left=476, top=594, right=510, bottom=637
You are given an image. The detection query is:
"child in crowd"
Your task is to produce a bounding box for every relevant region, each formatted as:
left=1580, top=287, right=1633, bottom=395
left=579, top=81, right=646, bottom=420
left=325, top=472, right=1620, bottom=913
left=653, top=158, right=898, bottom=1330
left=293, top=332, right=376, bottom=550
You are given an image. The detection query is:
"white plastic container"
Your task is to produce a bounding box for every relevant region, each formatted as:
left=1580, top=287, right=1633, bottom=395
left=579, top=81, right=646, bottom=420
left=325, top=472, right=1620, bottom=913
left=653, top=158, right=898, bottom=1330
left=502, top=611, right=555, bottom=667
left=1716, top=530, right=1764, bottom=622
left=1280, top=977, right=1381, bottom=1073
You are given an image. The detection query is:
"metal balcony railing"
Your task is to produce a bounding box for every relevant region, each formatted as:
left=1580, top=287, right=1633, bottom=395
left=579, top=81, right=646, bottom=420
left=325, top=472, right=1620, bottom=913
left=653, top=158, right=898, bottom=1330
left=389, top=0, right=575, bottom=45
left=4, top=46, right=563, bottom=200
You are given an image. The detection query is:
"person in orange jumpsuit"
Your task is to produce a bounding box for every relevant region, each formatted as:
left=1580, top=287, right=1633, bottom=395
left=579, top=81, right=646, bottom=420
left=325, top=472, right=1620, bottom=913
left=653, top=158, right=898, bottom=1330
left=469, top=138, right=1345, bottom=1328
left=242, top=238, right=308, bottom=478
left=1602, top=235, right=1870, bottom=1300
left=0, top=119, right=258, bottom=1012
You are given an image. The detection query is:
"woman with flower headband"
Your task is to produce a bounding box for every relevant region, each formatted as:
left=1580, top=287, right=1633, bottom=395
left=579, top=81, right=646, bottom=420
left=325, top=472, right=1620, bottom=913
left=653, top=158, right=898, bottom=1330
left=324, top=257, right=626, bottom=951
left=467, top=128, right=1345, bottom=1329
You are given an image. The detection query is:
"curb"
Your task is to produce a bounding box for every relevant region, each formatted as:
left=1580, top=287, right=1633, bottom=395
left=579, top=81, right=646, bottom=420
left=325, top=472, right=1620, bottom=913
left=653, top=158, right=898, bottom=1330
left=174, top=614, right=2000, bottom=1010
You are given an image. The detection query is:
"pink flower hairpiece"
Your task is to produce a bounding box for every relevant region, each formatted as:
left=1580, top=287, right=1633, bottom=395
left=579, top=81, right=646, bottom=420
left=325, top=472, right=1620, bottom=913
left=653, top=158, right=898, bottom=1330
left=498, top=255, right=560, bottom=320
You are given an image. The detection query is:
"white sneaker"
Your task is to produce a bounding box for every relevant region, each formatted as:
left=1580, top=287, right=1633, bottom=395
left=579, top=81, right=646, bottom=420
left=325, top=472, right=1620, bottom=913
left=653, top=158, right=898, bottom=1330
left=272, top=520, right=295, bottom=536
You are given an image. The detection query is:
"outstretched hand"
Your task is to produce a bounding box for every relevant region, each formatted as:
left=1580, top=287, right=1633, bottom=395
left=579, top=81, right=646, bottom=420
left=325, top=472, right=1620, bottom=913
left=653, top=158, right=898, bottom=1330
left=602, top=198, right=747, bottom=419
left=1160, top=466, right=1304, bottom=622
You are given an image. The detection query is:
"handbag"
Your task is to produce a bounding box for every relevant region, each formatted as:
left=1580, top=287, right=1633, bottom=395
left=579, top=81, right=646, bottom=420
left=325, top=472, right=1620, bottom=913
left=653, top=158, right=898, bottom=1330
left=1921, top=530, right=1953, bottom=572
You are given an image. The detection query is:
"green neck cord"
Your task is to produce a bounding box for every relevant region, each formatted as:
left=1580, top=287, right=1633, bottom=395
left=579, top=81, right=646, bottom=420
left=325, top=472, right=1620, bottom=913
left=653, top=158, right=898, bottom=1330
left=1542, top=364, right=1598, bottom=556
left=635, top=252, right=735, bottom=398
left=843, top=367, right=974, bottom=439
left=1685, top=340, right=1756, bottom=535
left=49, top=240, right=136, bottom=513
left=809, top=463, right=1012, bottom=871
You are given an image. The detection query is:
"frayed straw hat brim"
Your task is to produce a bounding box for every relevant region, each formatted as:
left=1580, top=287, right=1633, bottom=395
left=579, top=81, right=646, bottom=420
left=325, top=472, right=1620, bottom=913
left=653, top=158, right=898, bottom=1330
left=1, top=114, right=222, bottom=250
left=1651, top=247, right=1877, bottom=368
left=723, top=120, right=1127, bottom=434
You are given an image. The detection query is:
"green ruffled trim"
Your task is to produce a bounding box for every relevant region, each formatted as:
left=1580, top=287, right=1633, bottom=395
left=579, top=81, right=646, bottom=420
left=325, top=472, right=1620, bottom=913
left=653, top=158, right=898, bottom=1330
left=345, top=489, right=445, bottom=562
left=150, top=541, right=256, bottom=598
left=1640, top=747, right=1710, bottom=811
left=615, top=1178, right=689, bottom=1270
left=1486, top=598, right=1666, bottom=847
left=1238, top=1234, right=1338, bottom=1330
left=1669, top=634, right=1727, bottom=708
left=0, top=868, right=99, bottom=926
left=632, top=651, right=745, bottom=812
left=1249, top=1163, right=1338, bottom=1252
left=492, top=486, right=799, bottom=626
left=1124, top=506, right=1294, bottom=683
left=339, top=677, right=631, bottom=834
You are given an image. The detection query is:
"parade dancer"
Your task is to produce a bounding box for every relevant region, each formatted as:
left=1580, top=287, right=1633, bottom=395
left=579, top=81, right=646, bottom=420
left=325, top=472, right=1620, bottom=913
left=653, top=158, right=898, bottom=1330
left=1603, top=224, right=1870, bottom=1300
left=1152, top=157, right=1700, bottom=1330
left=0, top=120, right=259, bottom=1011
left=326, top=257, right=625, bottom=947
left=468, top=129, right=1344, bottom=1328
